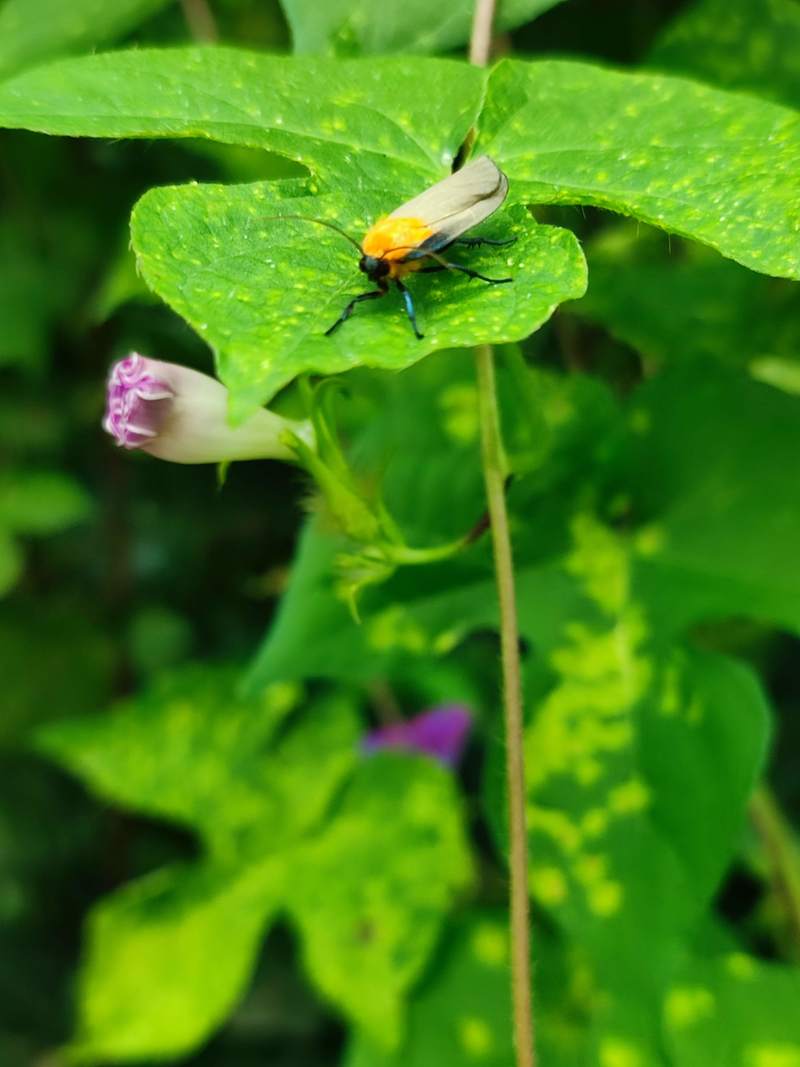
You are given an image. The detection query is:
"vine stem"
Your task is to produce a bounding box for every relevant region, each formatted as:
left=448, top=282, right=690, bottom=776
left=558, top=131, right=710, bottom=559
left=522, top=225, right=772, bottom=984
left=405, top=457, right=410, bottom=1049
left=475, top=345, right=536, bottom=1067
left=469, top=4, right=536, bottom=1065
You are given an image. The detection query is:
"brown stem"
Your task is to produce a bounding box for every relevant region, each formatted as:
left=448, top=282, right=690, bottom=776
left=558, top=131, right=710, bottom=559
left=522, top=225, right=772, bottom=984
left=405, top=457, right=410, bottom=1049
left=469, top=5, right=536, bottom=1065
left=179, top=0, right=218, bottom=42
left=475, top=344, right=536, bottom=1067
left=469, top=0, right=498, bottom=65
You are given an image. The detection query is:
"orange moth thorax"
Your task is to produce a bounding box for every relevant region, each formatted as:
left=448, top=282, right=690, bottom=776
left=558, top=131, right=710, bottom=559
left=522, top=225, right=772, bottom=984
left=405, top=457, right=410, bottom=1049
left=361, top=216, right=434, bottom=262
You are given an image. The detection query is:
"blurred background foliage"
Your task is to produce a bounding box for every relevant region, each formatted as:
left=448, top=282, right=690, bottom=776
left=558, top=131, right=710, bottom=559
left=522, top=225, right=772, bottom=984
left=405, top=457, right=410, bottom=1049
left=2, top=0, right=800, bottom=1065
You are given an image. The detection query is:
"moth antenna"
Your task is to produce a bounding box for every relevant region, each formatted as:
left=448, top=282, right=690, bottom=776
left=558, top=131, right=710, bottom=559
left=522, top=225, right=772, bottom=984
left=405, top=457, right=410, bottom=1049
left=258, top=214, right=363, bottom=253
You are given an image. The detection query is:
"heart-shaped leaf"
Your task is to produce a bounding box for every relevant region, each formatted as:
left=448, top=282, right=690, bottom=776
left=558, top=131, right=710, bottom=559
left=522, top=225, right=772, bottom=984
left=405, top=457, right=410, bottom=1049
left=131, top=181, right=586, bottom=407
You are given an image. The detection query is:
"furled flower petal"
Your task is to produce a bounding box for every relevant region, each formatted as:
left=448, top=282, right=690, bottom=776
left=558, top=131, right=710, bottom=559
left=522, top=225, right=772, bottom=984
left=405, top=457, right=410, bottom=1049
left=103, top=353, right=312, bottom=463
left=362, top=705, right=473, bottom=768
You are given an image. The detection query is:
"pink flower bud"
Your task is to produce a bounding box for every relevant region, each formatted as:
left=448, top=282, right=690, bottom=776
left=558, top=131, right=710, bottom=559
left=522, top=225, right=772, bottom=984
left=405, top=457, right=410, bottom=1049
left=103, top=353, right=311, bottom=464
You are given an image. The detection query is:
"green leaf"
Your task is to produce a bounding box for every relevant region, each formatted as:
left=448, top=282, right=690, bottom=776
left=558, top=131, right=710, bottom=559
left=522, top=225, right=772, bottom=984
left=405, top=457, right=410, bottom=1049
left=287, top=754, right=473, bottom=1048
left=344, top=912, right=516, bottom=1067
left=649, top=0, right=800, bottom=111
left=0, top=0, right=173, bottom=81
left=62, top=746, right=472, bottom=1060
left=574, top=223, right=800, bottom=374
left=618, top=362, right=800, bottom=638
left=477, top=58, right=800, bottom=280
left=131, top=181, right=584, bottom=408
left=508, top=515, right=769, bottom=977
left=68, top=860, right=284, bottom=1064
left=36, top=665, right=370, bottom=1061
left=0, top=49, right=485, bottom=192
left=0, top=470, right=92, bottom=535
left=35, top=665, right=360, bottom=860
left=664, top=954, right=800, bottom=1065
left=282, top=0, right=565, bottom=55
left=247, top=521, right=375, bottom=687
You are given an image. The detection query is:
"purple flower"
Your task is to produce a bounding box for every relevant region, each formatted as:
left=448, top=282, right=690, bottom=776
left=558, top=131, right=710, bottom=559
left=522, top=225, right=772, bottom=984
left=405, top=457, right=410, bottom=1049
left=362, top=705, right=473, bottom=768
left=103, top=353, right=312, bottom=464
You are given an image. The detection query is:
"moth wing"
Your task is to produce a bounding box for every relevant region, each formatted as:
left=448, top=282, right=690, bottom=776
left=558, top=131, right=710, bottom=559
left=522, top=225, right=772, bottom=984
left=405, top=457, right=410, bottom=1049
left=389, top=156, right=509, bottom=257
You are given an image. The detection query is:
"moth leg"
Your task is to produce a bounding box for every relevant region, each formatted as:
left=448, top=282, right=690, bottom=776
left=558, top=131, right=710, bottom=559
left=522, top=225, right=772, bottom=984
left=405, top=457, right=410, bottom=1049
left=395, top=279, right=424, bottom=340
left=325, top=285, right=387, bottom=336
left=454, top=236, right=517, bottom=248
left=433, top=260, right=513, bottom=285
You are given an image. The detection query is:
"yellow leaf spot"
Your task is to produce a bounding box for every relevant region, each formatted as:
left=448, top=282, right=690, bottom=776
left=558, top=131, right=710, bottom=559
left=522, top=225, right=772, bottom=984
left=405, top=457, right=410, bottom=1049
left=565, top=514, right=630, bottom=615
left=744, top=1044, right=800, bottom=1067
left=366, top=606, right=427, bottom=653
left=659, top=659, right=683, bottom=717
left=630, top=409, right=650, bottom=435
left=582, top=808, right=610, bottom=838
left=633, top=524, right=665, bottom=557
left=433, top=629, right=460, bottom=655
left=528, top=806, right=582, bottom=853
left=439, top=383, right=479, bottom=443
left=588, top=880, right=622, bottom=917
left=726, top=952, right=758, bottom=980
left=471, top=923, right=507, bottom=968
left=609, top=777, right=651, bottom=815
left=664, top=986, right=715, bottom=1029
left=600, top=1037, right=642, bottom=1067
left=574, top=853, right=608, bottom=885
left=458, top=1016, right=494, bottom=1058
left=530, top=866, right=568, bottom=905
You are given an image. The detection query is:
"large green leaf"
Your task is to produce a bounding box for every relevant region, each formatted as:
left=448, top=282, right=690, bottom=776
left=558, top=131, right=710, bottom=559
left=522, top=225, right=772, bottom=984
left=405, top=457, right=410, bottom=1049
left=664, top=954, right=800, bottom=1065
left=37, top=665, right=473, bottom=1059
left=0, top=0, right=172, bottom=80
left=68, top=860, right=284, bottom=1064
left=618, top=362, right=800, bottom=638
left=282, top=0, right=565, bottom=55
left=0, top=49, right=485, bottom=192
left=131, top=181, right=586, bottom=408
left=344, top=912, right=518, bottom=1067
left=35, top=665, right=358, bottom=860
left=288, top=755, right=473, bottom=1048
left=477, top=59, right=800, bottom=280
left=574, top=223, right=800, bottom=377
left=649, top=0, right=800, bottom=111
left=471, top=511, right=768, bottom=984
